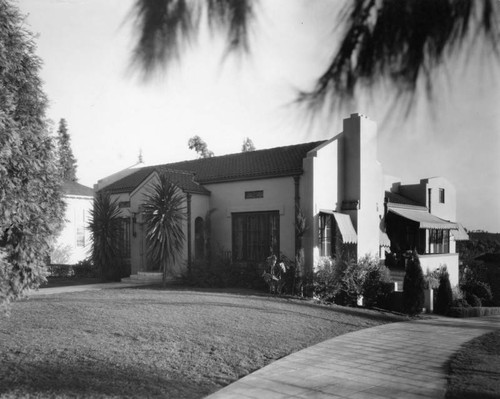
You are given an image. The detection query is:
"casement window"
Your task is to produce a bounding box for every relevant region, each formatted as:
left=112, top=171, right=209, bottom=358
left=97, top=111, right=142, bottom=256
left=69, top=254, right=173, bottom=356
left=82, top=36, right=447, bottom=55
left=318, top=213, right=333, bottom=257
left=118, top=218, right=131, bottom=258
left=232, top=211, right=279, bottom=262
left=428, top=229, right=450, bottom=254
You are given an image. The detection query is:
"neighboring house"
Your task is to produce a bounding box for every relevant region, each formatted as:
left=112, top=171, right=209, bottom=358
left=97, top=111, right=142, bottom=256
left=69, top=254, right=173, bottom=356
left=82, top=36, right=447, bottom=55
left=384, top=178, right=469, bottom=286
left=95, top=113, right=467, bottom=285
left=51, top=181, right=94, bottom=264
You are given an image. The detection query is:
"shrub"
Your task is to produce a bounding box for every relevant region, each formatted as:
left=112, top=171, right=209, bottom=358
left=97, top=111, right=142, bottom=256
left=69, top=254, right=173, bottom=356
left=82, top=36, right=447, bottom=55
left=362, top=262, right=393, bottom=308
left=73, top=259, right=98, bottom=278
left=465, top=293, right=482, bottom=307
left=452, top=298, right=470, bottom=308
left=402, top=251, right=425, bottom=315
left=435, top=267, right=453, bottom=315
left=313, top=257, right=339, bottom=302
left=461, top=281, right=493, bottom=306
left=449, top=306, right=500, bottom=318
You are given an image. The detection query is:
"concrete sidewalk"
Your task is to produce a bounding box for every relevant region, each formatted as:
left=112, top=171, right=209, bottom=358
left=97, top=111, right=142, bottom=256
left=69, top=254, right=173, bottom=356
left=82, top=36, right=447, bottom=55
left=206, top=315, right=500, bottom=399
left=31, top=281, right=145, bottom=296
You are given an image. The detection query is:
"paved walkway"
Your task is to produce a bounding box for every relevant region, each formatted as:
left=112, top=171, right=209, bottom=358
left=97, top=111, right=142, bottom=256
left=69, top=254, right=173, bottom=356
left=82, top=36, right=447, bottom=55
left=31, top=281, right=143, bottom=296
left=206, top=315, right=500, bottom=399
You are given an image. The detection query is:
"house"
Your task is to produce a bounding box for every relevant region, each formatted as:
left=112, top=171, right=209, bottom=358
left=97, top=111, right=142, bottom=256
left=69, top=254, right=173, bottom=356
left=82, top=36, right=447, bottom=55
left=95, top=113, right=467, bottom=285
left=51, top=180, right=94, bottom=264
left=383, top=178, right=469, bottom=286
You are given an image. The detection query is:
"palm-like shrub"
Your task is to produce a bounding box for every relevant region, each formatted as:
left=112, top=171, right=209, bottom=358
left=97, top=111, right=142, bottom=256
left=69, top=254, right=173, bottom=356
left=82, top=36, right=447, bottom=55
left=88, top=192, right=122, bottom=281
left=142, top=175, right=186, bottom=287
left=403, top=251, right=425, bottom=315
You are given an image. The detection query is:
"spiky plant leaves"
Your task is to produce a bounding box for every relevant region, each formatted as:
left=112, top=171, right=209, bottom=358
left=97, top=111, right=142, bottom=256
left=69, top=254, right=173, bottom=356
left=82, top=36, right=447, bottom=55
left=142, top=174, right=186, bottom=286
left=88, top=192, right=122, bottom=281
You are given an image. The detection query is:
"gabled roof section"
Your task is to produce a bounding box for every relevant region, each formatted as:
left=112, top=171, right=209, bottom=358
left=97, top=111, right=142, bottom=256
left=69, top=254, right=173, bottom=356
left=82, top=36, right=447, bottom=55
left=104, top=168, right=210, bottom=195
left=100, top=140, right=326, bottom=193
left=63, top=181, right=94, bottom=197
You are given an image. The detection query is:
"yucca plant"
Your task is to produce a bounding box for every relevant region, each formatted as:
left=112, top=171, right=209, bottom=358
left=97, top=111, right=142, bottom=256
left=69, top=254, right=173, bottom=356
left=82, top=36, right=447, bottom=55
left=142, top=174, right=186, bottom=287
left=88, top=192, right=122, bottom=281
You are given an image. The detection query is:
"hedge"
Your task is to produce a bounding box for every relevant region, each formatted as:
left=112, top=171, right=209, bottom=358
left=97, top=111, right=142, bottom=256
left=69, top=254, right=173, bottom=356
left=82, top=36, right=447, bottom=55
left=448, top=307, right=500, bottom=318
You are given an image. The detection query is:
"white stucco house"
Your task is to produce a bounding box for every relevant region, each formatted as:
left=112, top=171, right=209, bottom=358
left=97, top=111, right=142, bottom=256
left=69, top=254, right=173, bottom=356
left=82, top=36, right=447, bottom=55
left=95, top=113, right=468, bottom=285
left=51, top=180, right=94, bottom=264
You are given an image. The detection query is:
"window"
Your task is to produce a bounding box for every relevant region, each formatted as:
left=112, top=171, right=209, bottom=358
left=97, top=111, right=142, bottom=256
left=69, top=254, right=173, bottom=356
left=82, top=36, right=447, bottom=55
left=119, top=201, right=131, bottom=208
left=117, top=218, right=131, bottom=258
left=428, top=229, right=450, bottom=254
left=245, top=190, right=264, bottom=199
left=319, top=213, right=333, bottom=257
left=439, top=189, right=445, bottom=204
left=232, top=211, right=279, bottom=262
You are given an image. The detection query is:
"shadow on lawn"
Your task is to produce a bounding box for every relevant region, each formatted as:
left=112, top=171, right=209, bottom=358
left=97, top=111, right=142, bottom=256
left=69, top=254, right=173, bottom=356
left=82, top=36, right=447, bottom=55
left=0, top=358, right=213, bottom=399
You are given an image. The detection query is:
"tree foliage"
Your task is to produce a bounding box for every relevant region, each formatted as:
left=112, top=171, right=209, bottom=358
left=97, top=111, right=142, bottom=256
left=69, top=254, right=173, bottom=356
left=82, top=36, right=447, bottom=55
left=88, top=192, right=122, bottom=281
left=402, top=251, right=425, bottom=315
left=129, top=0, right=499, bottom=111
left=188, top=135, right=214, bottom=158
left=56, top=118, right=77, bottom=182
left=241, top=137, right=255, bottom=152
left=435, top=267, right=453, bottom=315
left=0, top=0, right=65, bottom=310
left=142, top=174, right=186, bottom=286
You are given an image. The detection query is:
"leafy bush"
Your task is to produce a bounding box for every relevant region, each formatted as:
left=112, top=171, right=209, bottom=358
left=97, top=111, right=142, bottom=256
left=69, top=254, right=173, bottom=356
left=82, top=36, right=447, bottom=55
left=435, top=267, right=453, bottom=315
left=402, top=251, right=425, bottom=315
left=73, top=259, right=98, bottom=278
left=449, top=306, right=500, bottom=318
left=313, top=257, right=339, bottom=302
left=461, top=281, right=493, bottom=306
left=48, top=264, right=75, bottom=278
left=465, top=293, right=482, bottom=307
left=452, top=298, right=470, bottom=308
left=362, top=262, right=393, bottom=308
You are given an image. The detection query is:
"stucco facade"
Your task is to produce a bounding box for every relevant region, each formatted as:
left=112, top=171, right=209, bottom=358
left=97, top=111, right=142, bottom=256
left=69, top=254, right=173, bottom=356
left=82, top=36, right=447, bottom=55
left=51, top=181, right=93, bottom=265
left=96, top=113, right=467, bottom=285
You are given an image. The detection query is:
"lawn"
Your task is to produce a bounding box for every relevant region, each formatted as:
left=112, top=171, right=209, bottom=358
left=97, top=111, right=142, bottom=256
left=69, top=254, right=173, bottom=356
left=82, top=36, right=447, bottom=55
left=0, top=287, right=405, bottom=398
left=446, top=330, right=500, bottom=398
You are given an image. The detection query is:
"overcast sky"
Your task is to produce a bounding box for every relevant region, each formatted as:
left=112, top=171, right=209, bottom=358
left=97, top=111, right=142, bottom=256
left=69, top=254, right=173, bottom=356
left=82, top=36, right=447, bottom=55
left=18, top=0, right=500, bottom=232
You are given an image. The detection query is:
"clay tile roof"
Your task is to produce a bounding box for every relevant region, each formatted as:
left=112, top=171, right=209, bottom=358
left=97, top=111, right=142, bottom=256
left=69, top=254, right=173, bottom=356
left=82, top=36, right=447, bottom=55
left=103, top=168, right=210, bottom=195
left=63, top=181, right=94, bottom=197
left=101, top=140, right=326, bottom=194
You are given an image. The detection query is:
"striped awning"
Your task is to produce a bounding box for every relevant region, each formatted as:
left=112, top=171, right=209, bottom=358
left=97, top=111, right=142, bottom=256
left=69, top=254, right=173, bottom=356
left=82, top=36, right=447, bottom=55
left=320, top=210, right=357, bottom=244
left=451, top=223, right=469, bottom=241
left=388, top=207, right=458, bottom=230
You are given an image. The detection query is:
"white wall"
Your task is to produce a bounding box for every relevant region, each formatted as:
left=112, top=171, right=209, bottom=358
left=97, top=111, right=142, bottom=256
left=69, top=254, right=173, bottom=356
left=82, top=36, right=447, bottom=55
left=343, top=114, right=384, bottom=259
left=53, top=195, right=93, bottom=264
left=205, top=177, right=296, bottom=261
left=420, top=253, right=459, bottom=286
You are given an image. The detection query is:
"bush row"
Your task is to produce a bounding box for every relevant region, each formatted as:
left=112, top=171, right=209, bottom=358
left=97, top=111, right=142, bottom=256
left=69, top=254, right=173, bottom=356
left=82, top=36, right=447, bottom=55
left=47, top=259, right=98, bottom=278
left=448, top=306, right=500, bottom=318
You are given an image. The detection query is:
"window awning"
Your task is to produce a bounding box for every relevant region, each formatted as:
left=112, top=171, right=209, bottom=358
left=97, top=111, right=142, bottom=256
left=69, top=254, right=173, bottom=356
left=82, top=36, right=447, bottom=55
left=388, top=207, right=458, bottom=230
left=451, top=223, right=469, bottom=241
left=320, top=210, right=357, bottom=244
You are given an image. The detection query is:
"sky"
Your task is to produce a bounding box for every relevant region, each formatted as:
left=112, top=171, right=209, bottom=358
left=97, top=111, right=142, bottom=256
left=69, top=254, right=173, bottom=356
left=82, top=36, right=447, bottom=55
left=16, top=0, right=500, bottom=233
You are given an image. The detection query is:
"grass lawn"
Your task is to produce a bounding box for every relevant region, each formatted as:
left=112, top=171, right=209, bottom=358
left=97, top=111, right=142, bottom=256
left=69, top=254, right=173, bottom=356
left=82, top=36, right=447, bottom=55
left=446, top=330, right=500, bottom=399
left=1, top=287, right=406, bottom=398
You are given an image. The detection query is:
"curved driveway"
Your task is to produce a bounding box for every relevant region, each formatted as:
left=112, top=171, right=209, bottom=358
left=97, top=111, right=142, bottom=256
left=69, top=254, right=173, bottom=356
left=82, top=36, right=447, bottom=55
left=206, top=315, right=500, bottom=399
